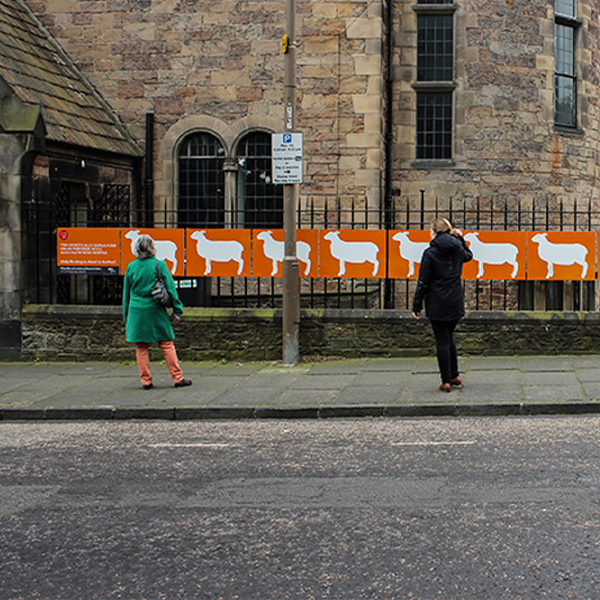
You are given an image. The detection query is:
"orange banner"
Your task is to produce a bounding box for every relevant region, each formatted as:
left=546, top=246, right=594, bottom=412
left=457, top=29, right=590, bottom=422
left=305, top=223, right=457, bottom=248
left=57, top=228, right=120, bottom=272
left=57, top=227, right=600, bottom=282
left=186, top=229, right=252, bottom=277
left=527, top=231, right=596, bottom=280
left=320, top=230, right=386, bottom=278
left=462, top=231, right=527, bottom=280
left=120, top=228, right=185, bottom=276
left=252, top=229, right=319, bottom=278
left=388, top=230, right=431, bottom=279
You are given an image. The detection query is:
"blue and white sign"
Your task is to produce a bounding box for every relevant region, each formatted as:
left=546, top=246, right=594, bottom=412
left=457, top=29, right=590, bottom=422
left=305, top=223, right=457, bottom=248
left=272, top=133, right=303, bottom=184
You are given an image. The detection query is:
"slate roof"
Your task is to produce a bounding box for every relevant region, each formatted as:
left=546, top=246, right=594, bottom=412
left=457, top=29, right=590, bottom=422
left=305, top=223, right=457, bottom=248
left=0, top=0, right=142, bottom=156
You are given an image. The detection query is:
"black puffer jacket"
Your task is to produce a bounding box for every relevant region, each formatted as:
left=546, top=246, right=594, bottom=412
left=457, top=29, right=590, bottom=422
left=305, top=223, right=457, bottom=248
left=412, top=231, right=473, bottom=321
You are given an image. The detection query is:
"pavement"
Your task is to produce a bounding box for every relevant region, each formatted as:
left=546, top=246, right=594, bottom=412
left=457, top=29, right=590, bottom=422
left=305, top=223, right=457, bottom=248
left=3, top=354, right=600, bottom=420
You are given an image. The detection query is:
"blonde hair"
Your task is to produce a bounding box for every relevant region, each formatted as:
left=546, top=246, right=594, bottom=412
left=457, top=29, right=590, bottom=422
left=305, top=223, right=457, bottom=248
left=430, top=217, right=453, bottom=235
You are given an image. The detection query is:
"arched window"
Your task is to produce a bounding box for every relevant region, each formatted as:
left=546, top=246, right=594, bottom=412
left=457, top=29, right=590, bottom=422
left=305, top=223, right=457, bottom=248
left=178, top=132, right=225, bottom=227
left=236, top=131, right=283, bottom=229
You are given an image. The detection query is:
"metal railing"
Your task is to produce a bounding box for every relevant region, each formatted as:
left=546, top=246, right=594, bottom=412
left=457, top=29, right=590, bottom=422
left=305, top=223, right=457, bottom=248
left=23, top=189, right=600, bottom=311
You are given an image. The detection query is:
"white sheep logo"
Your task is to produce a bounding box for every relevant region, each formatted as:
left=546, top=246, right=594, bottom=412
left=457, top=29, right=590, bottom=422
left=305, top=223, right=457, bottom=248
left=391, top=232, right=429, bottom=277
left=190, top=230, right=245, bottom=275
left=323, top=231, right=380, bottom=277
left=256, top=231, right=312, bottom=276
left=125, top=230, right=178, bottom=274
left=530, top=233, right=589, bottom=279
left=463, top=232, right=519, bottom=279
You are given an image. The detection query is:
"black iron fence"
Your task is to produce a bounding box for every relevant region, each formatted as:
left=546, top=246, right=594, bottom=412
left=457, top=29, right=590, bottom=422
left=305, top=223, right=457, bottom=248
left=23, top=189, right=600, bottom=311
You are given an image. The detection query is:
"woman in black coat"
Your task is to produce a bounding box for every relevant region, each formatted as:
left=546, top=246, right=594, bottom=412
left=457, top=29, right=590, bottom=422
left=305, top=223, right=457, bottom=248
left=412, top=218, right=473, bottom=392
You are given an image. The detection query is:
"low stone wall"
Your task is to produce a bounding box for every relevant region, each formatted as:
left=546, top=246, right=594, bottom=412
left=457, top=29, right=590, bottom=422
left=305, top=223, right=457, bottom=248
left=18, top=304, right=600, bottom=361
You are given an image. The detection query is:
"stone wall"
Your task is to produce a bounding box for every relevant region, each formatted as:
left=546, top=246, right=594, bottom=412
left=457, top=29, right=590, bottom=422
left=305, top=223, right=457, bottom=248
left=19, top=304, right=600, bottom=362
left=0, top=132, right=32, bottom=360
left=23, top=0, right=600, bottom=221
left=395, top=0, right=600, bottom=209
left=26, top=0, right=385, bottom=215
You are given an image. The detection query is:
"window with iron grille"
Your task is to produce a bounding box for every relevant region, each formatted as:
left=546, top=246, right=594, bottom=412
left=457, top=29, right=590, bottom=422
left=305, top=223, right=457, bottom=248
left=555, top=0, right=578, bottom=129
left=416, top=92, right=452, bottom=159
left=236, top=131, right=283, bottom=229
left=417, top=14, right=453, bottom=82
left=414, top=4, right=455, bottom=161
left=178, top=132, right=226, bottom=228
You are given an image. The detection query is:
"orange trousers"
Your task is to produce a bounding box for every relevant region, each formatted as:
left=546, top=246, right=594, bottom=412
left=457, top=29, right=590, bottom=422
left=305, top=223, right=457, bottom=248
left=135, top=341, right=183, bottom=386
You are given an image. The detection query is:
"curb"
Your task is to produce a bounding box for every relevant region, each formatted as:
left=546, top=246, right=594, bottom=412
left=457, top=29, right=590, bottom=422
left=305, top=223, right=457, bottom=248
left=3, top=402, right=600, bottom=421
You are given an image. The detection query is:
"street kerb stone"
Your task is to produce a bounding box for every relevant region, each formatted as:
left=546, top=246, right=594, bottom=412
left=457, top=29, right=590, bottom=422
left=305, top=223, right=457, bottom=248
left=113, top=408, right=176, bottom=420
left=44, top=407, right=114, bottom=420
left=384, top=404, right=455, bottom=418
left=520, top=402, right=600, bottom=415
left=174, top=407, right=255, bottom=420
left=319, top=406, right=385, bottom=419
left=1, top=408, right=47, bottom=421
left=255, top=407, right=320, bottom=419
left=454, top=403, right=521, bottom=417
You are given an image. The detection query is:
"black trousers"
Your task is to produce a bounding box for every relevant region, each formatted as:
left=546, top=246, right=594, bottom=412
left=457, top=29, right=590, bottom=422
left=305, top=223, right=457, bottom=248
left=429, top=318, right=460, bottom=384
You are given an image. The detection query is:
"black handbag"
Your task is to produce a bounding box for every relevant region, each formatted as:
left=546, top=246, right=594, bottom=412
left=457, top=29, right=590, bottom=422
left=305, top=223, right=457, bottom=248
left=150, top=259, right=172, bottom=307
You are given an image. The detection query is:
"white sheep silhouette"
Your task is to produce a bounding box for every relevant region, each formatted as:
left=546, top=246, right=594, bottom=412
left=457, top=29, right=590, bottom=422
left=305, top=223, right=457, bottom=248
left=256, top=231, right=312, bottom=276
left=530, top=233, right=588, bottom=279
left=391, top=232, right=429, bottom=277
left=323, top=231, right=380, bottom=277
left=463, top=232, right=519, bottom=279
left=190, top=230, right=245, bottom=275
left=125, top=230, right=178, bottom=274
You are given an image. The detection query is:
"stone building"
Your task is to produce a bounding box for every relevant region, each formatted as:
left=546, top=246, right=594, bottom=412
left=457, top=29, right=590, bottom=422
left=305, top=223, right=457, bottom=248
left=396, top=0, right=600, bottom=212
left=0, top=0, right=142, bottom=357
left=22, top=0, right=600, bottom=220
left=22, top=0, right=389, bottom=228
left=2, top=0, right=599, bottom=356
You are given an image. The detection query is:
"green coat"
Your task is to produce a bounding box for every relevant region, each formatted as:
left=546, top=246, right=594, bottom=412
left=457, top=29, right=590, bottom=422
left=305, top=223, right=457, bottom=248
left=123, top=257, right=183, bottom=343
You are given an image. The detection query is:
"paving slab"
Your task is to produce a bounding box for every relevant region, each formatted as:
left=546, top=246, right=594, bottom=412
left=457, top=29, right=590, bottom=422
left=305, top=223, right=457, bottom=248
left=1, top=355, right=600, bottom=420
left=463, top=356, right=520, bottom=371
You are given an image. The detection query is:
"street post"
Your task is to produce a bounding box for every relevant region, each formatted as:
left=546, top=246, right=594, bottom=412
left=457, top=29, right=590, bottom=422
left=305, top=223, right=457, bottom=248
left=281, top=0, right=300, bottom=366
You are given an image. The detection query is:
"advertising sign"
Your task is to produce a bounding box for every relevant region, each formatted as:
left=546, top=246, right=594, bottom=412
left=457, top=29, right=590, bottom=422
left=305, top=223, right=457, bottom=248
left=57, top=228, right=120, bottom=275
left=186, top=229, right=252, bottom=277
left=527, top=231, right=596, bottom=280
left=120, top=228, right=186, bottom=277
left=252, top=229, right=319, bottom=278
left=462, top=231, right=527, bottom=280
left=388, top=230, right=431, bottom=279
left=320, top=230, right=386, bottom=278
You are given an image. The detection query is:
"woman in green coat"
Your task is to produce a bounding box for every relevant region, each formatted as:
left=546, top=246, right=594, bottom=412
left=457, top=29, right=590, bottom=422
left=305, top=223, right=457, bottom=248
left=123, top=234, right=192, bottom=390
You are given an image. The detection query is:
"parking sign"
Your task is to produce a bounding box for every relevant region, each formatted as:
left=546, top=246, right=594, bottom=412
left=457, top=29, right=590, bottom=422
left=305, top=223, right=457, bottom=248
left=272, top=133, right=303, bottom=184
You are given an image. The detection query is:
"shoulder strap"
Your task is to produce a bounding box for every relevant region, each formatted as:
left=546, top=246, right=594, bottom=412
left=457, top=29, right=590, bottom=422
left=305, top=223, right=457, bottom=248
left=155, top=258, right=164, bottom=282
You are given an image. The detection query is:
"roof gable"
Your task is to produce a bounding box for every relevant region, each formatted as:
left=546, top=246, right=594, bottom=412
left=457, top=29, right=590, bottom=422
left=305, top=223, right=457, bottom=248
left=0, top=0, right=142, bottom=156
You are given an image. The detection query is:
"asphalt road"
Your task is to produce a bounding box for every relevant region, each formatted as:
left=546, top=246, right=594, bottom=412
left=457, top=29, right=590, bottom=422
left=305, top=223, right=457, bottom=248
left=1, top=416, right=599, bottom=600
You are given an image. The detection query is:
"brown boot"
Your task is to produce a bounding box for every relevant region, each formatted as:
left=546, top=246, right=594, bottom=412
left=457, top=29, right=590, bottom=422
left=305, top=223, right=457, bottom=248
left=450, top=377, right=462, bottom=387
left=439, top=383, right=451, bottom=393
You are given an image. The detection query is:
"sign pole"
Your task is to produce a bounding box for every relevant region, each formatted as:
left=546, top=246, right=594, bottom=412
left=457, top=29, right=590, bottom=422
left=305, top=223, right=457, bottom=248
left=282, top=0, right=300, bottom=366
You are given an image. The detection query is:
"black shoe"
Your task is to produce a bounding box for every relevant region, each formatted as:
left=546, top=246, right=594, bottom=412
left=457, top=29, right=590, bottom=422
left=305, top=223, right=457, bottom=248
left=143, top=383, right=154, bottom=390
left=174, top=379, right=192, bottom=388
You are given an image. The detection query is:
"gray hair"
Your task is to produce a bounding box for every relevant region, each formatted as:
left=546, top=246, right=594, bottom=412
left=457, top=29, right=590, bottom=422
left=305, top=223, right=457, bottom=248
left=134, top=234, right=156, bottom=259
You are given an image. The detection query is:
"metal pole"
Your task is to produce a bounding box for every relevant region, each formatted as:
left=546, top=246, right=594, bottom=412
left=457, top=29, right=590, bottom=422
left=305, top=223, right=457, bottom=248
left=282, top=0, right=300, bottom=365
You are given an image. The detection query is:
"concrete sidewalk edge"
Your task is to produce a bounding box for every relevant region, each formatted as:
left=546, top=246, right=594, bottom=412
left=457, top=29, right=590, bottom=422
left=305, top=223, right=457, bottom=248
left=3, top=402, right=600, bottom=421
